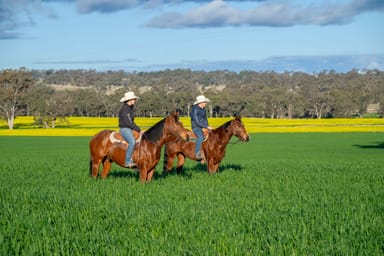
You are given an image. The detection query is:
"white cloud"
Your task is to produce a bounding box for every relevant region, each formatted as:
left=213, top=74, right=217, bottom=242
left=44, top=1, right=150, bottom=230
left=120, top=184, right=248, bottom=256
left=0, top=0, right=58, bottom=39
left=1, top=0, right=383, bottom=39
left=146, top=0, right=384, bottom=28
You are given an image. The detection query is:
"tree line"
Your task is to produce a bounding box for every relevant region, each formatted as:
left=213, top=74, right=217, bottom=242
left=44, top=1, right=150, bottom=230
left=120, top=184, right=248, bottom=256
left=1, top=68, right=383, bottom=129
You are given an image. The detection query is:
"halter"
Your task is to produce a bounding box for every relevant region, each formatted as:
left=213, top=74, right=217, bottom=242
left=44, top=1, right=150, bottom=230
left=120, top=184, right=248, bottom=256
left=228, top=137, right=242, bottom=145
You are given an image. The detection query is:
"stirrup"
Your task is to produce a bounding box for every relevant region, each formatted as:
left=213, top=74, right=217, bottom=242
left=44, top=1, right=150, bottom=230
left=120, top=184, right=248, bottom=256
left=125, top=159, right=137, bottom=168
left=196, top=151, right=203, bottom=161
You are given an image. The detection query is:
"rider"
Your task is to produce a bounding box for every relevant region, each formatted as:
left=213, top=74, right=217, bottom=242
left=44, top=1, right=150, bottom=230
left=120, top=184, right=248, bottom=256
left=118, top=91, right=141, bottom=168
left=190, top=95, right=212, bottom=161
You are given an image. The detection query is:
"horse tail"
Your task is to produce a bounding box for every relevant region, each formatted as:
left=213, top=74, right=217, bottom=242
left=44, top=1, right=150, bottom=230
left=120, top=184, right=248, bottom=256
left=89, top=157, right=93, bottom=176
left=163, top=145, right=169, bottom=173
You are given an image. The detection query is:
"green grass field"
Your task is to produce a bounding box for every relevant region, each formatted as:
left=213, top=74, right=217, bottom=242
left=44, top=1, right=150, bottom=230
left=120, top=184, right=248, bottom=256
left=0, top=133, right=383, bottom=255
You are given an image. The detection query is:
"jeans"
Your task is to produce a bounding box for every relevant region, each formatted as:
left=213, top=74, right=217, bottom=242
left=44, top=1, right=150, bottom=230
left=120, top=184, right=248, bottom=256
left=193, top=127, right=204, bottom=155
left=120, top=128, right=135, bottom=165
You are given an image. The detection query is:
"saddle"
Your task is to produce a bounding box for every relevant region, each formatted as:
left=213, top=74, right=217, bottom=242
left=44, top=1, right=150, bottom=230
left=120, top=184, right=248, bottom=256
left=109, top=131, right=142, bottom=145
left=188, top=128, right=210, bottom=142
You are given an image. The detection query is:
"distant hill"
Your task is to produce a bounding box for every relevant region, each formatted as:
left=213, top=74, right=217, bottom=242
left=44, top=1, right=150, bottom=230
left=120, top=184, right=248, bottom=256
left=134, top=54, right=384, bottom=73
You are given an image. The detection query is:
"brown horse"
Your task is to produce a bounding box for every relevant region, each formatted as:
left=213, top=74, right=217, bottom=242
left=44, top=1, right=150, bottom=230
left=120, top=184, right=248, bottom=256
left=163, top=115, right=249, bottom=175
left=89, top=111, right=189, bottom=182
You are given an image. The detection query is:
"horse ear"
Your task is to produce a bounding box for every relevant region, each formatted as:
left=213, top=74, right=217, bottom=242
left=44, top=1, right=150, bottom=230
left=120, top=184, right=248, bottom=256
left=234, top=105, right=245, bottom=119
left=233, top=111, right=241, bottom=119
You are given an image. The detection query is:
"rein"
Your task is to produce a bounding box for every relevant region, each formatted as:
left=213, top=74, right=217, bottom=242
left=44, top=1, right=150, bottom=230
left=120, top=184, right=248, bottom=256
left=228, top=138, right=242, bottom=145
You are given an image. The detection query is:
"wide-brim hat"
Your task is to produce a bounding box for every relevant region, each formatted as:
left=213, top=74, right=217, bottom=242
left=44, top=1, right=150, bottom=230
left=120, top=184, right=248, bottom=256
left=120, top=91, right=140, bottom=102
left=194, top=95, right=211, bottom=105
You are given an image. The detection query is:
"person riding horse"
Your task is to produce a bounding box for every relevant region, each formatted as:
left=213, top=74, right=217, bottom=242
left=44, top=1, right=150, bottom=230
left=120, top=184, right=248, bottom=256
left=118, top=91, right=142, bottom=168
left=190, top=95, right=212, bottom=161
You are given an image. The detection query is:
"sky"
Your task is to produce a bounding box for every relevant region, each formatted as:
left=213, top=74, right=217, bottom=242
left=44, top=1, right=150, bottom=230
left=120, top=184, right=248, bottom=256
left=0, top=0, right=383, bottom=73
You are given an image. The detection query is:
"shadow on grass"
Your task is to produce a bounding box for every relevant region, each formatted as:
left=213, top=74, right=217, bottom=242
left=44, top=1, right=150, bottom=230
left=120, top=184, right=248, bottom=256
left=108, top=169, right=138, bottom=179
left=160, top=162, right=244, bottom=180
left=107, top=162, right=244, bottom=181
left=189, top=163, right=243, bottom=173
left=353, top=142, right=384, bottom=149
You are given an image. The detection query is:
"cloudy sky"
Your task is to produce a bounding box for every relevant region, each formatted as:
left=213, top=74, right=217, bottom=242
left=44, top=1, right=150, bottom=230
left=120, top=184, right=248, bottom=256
left=0, top=0, right=383, bottom=72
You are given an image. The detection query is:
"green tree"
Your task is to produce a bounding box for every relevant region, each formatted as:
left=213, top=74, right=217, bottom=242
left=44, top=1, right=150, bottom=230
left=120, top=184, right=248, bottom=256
left=0, top=68, right=34, bottom=129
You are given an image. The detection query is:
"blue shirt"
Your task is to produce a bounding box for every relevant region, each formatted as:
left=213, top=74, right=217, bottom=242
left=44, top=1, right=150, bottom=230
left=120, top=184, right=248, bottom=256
left=190, top=104, right=208, bottom=129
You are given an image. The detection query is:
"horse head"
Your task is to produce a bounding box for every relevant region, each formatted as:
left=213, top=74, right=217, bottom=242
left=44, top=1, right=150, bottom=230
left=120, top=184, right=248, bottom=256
left=229, top=116, right=249, bottom=142
left=164, top=111, right=189, bottom=142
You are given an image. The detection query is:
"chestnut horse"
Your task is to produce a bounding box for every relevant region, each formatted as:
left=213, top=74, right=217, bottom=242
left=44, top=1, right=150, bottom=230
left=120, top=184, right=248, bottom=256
left=163, top=116, right=249, bottom=175
left=89, top=111, right=189, bottom=182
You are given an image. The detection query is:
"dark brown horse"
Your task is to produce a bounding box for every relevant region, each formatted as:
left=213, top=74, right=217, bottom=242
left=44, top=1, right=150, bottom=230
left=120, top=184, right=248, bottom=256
left=163, top=116, right=249, bottom=175
left=89, top=111, right=189, bottom=182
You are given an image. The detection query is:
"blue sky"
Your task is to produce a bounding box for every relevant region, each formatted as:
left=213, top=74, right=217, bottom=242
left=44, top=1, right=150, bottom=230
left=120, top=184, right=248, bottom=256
left=0, top=0, right=383, bottom=73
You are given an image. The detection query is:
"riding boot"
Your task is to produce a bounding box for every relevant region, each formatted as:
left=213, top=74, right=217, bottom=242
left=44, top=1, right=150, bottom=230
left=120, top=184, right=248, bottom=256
left=125, top=159, right=137, bottom=168
left=196, top=151, right=203, bottom=161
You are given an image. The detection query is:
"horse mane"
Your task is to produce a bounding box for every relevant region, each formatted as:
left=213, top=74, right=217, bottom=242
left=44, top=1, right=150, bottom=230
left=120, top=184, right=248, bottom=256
left=217, top=116, right=241, bottom=130
left=142, top=117, right=165, bottom=143
left=222, top=120, right=232, bottom=129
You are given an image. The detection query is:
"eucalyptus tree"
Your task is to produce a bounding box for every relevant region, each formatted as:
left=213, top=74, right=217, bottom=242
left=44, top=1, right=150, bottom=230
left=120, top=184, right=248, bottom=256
left=0, top=68, right=35, bottom=129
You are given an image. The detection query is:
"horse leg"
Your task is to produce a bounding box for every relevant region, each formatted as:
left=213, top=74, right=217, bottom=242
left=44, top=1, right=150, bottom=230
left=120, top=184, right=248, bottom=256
left=146, top=168, right=155, bottom=182
left=175, top=153, right=185, bottom=174
left=139, top=169, right=148, bottom=183
left=212, top=163, right=220, bottom=173
left=90, top=157, right=101, bottom=178
left=100, top=158, right=112, bottom=179
left=163, top=150, right=176, bottom=175
left=207, top=159, right=220, bottom=174
left=89, top=158, right=94, bottom=177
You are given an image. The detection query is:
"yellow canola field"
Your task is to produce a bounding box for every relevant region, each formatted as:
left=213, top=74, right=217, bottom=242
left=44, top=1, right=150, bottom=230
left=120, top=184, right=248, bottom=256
left=1, top=116, right=383, bottom=136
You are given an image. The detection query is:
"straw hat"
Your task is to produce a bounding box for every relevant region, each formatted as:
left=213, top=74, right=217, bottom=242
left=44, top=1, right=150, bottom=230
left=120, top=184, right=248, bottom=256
left=120, top=91, right=140, bottom=102
left=193, top=95, right=211, bottom=105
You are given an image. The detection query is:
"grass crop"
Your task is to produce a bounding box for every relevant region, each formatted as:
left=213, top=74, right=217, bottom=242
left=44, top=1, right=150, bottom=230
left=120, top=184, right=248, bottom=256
left=0, top=133, right=383, bottom=255
left=1, top=116, right=384, bottom=135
